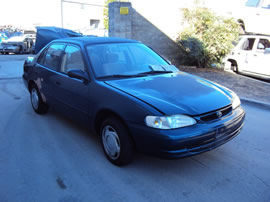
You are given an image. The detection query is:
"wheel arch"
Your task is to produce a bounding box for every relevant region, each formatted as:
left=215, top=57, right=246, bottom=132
left=228, top=59, right=238, bottom=67
left=28, top=80, right=36, bottom=92
left=94, top=109, right=137, bottom=149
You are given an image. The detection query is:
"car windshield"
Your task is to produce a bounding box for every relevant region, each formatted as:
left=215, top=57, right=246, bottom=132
left=86, top=42, right=178, bottom=79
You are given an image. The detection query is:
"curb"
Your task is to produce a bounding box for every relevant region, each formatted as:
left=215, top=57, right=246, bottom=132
left=240, top=97, right=270, bottom=110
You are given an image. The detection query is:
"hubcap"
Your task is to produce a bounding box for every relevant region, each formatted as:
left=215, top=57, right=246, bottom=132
left=102, top=125, right=120, bottom=160
left=31, top=88, right=39, bottom=110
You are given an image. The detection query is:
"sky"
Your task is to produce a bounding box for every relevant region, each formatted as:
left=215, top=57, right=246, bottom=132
left=0, top=0, right=245, bottom=30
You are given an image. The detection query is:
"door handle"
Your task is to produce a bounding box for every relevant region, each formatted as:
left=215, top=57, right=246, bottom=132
left=55, top=81, right=61, bottom=85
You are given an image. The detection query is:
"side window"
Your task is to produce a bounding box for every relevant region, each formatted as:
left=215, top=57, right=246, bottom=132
left=37, top=48, right=47, bottom=64
left=257, top=38, right=270, bottom=50
left=245, top=0, right=260, bottom=7
left=241, top=38, right=255, bottom=51
left=42, top=44, right=65, bottom=71
left=60, top=45, right=86, bottom=74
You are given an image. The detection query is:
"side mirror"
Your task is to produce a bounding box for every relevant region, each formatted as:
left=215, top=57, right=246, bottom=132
left=67, top=69, right=89, bottom=82
left=264, top=48, right=270, bottom=54
left=25, top=56, right=34, bottom=64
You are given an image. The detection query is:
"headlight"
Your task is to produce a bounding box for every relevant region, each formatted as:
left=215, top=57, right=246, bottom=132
left=231, top=92, right=241, bottom=109
left=145, top=115, right=196, bottom=129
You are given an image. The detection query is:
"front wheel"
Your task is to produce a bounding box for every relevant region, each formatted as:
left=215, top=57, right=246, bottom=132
left=100, top=117, right=134, bottom=166
left=30, top=84, right=48, bottom=114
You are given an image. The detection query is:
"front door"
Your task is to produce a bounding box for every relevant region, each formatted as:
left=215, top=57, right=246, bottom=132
left=53, top=44, right=91, bottom=123
left=248, top=37, right=270, bottom=76
left=236, top=37, right=256, bottom=72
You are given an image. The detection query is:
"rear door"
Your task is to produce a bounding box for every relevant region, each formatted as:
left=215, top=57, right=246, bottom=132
left=52, top=44, right=91, bottom=123
left=35, top=43, right=65, bottom=105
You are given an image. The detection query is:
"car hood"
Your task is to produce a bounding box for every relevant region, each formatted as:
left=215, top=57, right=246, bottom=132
left=105, top=72, right=232, bottom=115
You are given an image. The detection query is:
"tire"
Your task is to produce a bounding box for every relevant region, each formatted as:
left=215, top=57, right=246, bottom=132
left=232, top=64, right=238, bottom=73
left=100, top=117, right=134, bottom=166
left=19, top=46, right=23, bottom=54
left=30, top=84, right=48, bottom=114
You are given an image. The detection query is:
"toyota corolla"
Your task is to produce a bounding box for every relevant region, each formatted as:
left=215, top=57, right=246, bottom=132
left=23, top=37, right=245, bottom=166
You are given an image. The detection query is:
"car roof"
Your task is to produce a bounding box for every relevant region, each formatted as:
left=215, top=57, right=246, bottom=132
left=53, top=36, right=140, bottom=46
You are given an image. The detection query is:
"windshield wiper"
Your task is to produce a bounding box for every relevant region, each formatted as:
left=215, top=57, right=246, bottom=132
left=98, top=74, right=142, bottom=79
left=98, top=70, right=174, bottom=79
left=137, top=70, right=173, bottom=75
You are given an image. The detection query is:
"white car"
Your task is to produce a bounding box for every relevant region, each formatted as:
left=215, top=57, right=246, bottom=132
left=224, top=34, right=270, bottom=80
left=233, top=0, right=270, bottom=35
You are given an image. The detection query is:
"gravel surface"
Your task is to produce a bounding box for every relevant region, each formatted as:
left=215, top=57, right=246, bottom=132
left=181, top=67, right=270, bottom=104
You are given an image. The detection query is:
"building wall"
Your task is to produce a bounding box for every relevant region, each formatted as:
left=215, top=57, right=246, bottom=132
left=109, top=2, right=182, bottom=66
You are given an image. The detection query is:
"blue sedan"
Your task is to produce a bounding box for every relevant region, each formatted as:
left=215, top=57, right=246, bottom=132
left=23, top=37, right=245, bottom=166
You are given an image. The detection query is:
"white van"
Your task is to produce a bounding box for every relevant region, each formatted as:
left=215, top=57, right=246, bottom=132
left=224, top=34, right=270, bottom=80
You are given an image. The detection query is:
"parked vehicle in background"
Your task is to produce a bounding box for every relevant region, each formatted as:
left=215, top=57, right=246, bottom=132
left=23, top=37, right=245, bottom=166
left=0, top=35, right=34, bottom=54
left=224, top=34, right=270, bottom=80
left=9, top=31, right=23, bottom=38
left=35, top=26, right=81, bottom=54
left=234, top=0, right=270, bottom=35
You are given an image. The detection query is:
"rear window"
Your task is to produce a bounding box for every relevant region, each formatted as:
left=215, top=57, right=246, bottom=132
left=245, top=0, right=260, bottom=7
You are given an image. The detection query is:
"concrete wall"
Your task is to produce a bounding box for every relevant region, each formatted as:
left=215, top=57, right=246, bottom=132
left=109, top=2, right=182, bottom=66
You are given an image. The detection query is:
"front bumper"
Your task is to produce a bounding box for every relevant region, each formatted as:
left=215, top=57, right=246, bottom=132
left=129, top=106, right=245, bottom=158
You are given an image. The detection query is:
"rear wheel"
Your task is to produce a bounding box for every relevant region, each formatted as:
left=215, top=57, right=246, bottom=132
left=19, top=46, right=23, bottom=54
left=30, top=84, right=48, bottom=114
left=100, top=117, right=134, bottom=166
left=232, top=64, right=239, bottom=73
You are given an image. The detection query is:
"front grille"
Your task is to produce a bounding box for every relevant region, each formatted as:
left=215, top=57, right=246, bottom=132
left=199, top=105, right=232, bottom=122
left=190, top=114, right=243, bottom=150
